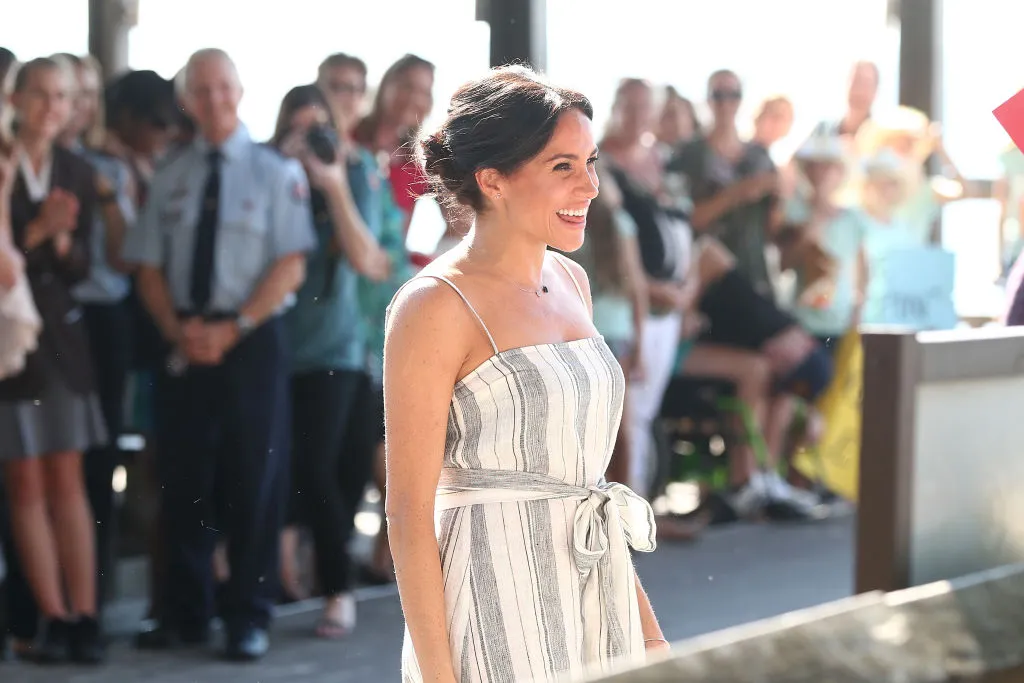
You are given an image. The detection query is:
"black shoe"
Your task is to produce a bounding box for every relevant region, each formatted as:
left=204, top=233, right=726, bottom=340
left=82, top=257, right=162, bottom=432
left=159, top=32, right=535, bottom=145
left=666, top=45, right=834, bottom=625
left=135, top=623, right=210, bottom=650
left=34, top=619, right=72, bottom=664
left=224, top=627, right=269, bottom=662
left=763, top=496, right=828, bottom=522
left=69, top=616, right=105, bottom=664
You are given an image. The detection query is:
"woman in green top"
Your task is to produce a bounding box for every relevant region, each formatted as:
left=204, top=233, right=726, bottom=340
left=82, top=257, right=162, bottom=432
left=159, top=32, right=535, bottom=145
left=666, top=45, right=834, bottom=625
left=272, top=83, right=390, bottom=638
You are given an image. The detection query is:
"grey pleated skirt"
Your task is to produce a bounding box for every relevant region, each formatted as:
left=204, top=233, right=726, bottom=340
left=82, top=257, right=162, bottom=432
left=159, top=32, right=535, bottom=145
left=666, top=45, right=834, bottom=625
left=0, top=377, right=108, bottom=461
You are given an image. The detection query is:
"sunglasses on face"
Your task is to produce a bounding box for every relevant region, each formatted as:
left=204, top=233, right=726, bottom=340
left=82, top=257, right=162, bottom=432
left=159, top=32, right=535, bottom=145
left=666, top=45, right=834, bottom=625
left=327, top=82, right=365, bottom=96
left=710, top=89, right=742, bottom=103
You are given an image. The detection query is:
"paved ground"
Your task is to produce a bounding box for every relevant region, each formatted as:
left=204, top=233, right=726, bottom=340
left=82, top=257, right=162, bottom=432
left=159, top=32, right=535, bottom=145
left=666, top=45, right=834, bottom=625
left=4, top=517, right=855, bottom=682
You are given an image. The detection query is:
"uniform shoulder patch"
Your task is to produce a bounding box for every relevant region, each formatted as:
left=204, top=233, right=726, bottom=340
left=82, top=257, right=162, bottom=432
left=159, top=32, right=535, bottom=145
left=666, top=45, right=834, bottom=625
left=291, top=176, right=310, bottom=203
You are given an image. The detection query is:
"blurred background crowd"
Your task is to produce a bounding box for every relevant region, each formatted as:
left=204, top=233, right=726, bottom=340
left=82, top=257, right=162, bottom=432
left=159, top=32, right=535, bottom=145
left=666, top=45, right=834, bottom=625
left=1, top=0, right=1022, bottom=672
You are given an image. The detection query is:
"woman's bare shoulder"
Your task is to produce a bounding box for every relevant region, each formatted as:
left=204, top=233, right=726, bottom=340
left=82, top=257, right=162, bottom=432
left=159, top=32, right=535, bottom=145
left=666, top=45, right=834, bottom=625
left=386, top=271, right=477, bottom=361
left=551, top=251, right=594, bottom=305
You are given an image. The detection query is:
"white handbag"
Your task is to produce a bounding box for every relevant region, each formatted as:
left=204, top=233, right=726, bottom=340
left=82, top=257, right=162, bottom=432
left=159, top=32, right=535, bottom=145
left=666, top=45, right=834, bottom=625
left=0, top=260, right=42, bottom=381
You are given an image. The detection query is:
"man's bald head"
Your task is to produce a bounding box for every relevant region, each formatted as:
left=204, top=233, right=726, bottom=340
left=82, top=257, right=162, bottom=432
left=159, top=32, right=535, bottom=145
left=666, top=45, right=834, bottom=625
left=179, top=48, right=242, bottom=144
left=178, top=48, right=240, bottom=99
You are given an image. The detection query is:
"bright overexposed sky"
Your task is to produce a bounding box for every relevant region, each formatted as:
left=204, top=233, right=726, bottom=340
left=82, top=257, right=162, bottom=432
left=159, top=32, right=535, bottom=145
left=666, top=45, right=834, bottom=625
left=4, top=0, right=1024, bottom=301
left=3, top=0, right=1020, bottom=178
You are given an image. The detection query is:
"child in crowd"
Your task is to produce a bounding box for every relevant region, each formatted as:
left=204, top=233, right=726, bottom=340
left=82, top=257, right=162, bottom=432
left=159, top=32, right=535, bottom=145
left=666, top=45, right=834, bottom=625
left=857, top=149, right=918, bottom=325
left=780, top=135, right=867, bottom=352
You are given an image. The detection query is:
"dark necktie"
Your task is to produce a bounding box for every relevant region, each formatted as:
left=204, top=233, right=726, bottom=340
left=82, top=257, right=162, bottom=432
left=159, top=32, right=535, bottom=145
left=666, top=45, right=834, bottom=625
left=189, top=149, right=222, bottom=312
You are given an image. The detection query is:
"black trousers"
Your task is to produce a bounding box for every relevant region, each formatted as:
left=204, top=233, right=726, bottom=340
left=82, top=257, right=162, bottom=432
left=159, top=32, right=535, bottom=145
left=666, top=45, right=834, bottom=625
left=82, top=299, right=133, bottom=612
left=155, top=318, right=289, bottom=634
left=288, top=370, right=376, bottom=596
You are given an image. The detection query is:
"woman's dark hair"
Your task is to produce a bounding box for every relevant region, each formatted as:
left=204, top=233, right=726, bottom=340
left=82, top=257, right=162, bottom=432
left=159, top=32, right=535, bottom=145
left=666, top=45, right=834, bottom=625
left=105, top=70, right=178, bottom=130
left=353, top=53, right=434, bottom=148
left=0, top=47, right=15, bottom=80
left=270, top=84, right=337, bottom=148
left=418, top=65, right=593, bottom=212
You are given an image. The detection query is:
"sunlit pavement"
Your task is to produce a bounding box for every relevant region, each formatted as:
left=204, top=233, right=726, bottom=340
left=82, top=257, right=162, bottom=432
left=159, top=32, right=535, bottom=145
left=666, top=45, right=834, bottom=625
left=6, top=516, right=854, bottom=682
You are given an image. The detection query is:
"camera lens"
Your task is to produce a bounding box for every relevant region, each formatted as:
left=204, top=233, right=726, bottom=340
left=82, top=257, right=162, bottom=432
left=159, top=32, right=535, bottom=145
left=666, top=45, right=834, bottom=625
left=306, top=126, right=338, bottom=165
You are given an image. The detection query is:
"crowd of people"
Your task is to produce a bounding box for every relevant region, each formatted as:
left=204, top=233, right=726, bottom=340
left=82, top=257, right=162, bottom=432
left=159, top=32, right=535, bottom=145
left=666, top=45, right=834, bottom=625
left=0, top=41, right=973, bottom=671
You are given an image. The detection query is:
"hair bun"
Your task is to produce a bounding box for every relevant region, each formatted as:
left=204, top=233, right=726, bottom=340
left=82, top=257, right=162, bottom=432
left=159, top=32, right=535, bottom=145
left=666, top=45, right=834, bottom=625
left=418, top=130, right=466, bottom=202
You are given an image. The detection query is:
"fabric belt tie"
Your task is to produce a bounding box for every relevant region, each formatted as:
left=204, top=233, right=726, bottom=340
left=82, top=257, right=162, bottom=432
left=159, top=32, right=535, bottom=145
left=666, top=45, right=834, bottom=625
left=436, top=468, right=657, bottom=664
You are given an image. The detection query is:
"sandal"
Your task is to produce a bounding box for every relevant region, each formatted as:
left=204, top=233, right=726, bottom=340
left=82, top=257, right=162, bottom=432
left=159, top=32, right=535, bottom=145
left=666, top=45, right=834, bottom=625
left=314, top=616, right=349, bottom=640
left=315, top=594, right=355, bottom=639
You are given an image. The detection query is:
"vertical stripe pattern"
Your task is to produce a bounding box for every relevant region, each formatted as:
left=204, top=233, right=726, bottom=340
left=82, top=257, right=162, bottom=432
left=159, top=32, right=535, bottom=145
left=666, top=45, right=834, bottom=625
left=401, top=334, right=655, bottom=683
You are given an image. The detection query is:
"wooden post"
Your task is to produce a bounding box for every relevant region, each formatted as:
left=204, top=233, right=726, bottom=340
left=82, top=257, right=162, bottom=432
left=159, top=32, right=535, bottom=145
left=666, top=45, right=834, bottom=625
left=476, top=0, right=547, bottom=71
left=88, top=0, right=136, bottom=81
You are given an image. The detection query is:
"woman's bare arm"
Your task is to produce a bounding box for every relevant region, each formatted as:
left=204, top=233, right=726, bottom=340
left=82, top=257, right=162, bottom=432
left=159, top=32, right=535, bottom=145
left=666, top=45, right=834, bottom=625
left=635, top=573, right=668, bottom=655
left=384, top=278, right=474, bottom=683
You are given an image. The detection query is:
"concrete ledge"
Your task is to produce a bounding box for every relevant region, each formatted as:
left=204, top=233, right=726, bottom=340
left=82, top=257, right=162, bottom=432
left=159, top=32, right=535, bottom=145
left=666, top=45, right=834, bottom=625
left=588, top=563, right=1024, bottom=682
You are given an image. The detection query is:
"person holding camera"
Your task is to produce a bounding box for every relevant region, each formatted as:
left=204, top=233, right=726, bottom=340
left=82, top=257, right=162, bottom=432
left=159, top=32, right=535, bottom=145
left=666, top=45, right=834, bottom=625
left=123, top=49, right=316, bottom=661
left=270, top=83, right=390, bottom=638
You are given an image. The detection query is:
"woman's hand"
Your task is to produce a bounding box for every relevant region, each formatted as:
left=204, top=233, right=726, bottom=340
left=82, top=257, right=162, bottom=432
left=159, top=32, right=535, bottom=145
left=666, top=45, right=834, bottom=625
left=0, top=241, right=23, bottom=290
left=303, top=151, right=347, bottom=192
left=680, top=312, right=707, bottom=340
left=0, top=150, right=16, bottom=201
left=734, top=171, right=778, bottom=204
left=39, top=188, right=80, bottom=236
left=620, top=344, right=646, bottom=382
left=283, top=129, right=348, bottom=192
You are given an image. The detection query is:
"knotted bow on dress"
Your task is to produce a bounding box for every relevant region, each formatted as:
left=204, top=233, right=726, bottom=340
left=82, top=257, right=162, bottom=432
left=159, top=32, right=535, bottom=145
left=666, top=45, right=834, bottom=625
left=436, top=468, right=658, bottom=665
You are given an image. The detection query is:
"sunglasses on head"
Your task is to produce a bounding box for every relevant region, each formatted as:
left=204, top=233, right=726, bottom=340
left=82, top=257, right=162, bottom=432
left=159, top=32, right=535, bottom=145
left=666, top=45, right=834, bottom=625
left=710, top=89, right=742, bottom=103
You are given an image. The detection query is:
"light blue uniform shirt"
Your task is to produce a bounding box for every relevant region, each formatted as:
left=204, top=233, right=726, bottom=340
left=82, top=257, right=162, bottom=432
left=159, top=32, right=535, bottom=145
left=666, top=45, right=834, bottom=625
left=124, top=124, right=316, bottom=313
left=72, top=144, right=135, bottom=304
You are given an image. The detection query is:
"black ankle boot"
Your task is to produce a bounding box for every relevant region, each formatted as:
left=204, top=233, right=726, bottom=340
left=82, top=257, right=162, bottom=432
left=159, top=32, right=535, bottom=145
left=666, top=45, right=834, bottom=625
left=69, top=616, right=105, bottom=664
left=34, top=618, right=71, bottom=664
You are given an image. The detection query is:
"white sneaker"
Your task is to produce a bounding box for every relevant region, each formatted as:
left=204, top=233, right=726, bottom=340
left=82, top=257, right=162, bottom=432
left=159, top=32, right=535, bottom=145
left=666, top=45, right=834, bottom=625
left=727, top=481, right=766, bottom=518
left=763, top=471, right=829, bottom=521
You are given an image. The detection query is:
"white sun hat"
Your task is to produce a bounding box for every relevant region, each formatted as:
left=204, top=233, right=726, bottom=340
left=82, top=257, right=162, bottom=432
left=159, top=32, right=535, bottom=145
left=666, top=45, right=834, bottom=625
left=794, top=134, right=845, bottom=164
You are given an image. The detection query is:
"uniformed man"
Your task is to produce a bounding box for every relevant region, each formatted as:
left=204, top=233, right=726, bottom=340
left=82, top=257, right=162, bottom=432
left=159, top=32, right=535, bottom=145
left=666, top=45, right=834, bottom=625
left=123, top=48, right=315, bottom=661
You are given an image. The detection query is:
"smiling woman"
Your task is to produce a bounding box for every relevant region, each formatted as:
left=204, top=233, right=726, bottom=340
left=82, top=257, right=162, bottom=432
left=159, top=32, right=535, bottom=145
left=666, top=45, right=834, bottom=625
left=385, top=66, right=665, bottom=683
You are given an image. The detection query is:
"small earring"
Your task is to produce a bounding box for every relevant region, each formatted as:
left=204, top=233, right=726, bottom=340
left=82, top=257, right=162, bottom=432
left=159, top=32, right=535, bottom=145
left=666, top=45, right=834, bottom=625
left=494, top=192, right=502, bottom=200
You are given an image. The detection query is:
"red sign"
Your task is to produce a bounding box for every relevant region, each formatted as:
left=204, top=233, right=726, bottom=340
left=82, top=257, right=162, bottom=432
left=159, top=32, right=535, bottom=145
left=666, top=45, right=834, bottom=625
left=994, top=88, right=1024, bottom=153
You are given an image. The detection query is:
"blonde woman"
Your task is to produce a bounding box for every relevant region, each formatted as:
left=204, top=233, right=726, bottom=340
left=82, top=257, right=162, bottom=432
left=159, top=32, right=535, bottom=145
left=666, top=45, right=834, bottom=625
left=0, top=56, right=107, bottom=665
left=865, top=106, right=970, bottom=245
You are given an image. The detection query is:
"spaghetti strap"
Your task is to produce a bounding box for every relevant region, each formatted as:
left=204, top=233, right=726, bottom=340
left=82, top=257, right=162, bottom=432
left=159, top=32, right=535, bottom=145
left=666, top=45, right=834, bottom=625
left=552, top=252, right=587, bottom=308
left=419, top=275, right=500, bottom=355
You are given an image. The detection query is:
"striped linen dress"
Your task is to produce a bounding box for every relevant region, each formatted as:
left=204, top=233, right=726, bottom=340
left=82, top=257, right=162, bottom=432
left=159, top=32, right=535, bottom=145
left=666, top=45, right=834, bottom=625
left=400, top=256, right=658, bottom=683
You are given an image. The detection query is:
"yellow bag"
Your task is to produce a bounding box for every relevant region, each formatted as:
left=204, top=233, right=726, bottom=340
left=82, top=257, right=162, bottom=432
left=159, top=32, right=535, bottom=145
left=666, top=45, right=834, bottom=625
left=792, top=331, right=862, bottom=502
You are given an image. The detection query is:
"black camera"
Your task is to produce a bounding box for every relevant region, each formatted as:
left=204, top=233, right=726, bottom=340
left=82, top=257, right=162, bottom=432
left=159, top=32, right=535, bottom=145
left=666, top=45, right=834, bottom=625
left=306, top=125, right=339, bottom=165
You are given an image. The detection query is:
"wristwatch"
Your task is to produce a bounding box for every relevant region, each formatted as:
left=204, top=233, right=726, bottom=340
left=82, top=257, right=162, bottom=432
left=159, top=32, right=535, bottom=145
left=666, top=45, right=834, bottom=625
left=235, top=313, right=256, bottom=338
